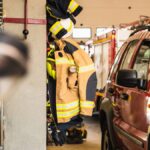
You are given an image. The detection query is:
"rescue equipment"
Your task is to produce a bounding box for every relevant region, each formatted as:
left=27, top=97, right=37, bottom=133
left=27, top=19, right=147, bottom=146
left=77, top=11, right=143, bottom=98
left=47, top=38, right=97, bottom=123
left=66, top=123, right=87, bottom=144
left=46, top=1, right=95, bottom=144
left=46, top=0, right=83, bottom=39
left=60, top=19, right=74, bottom=38
left=49, top=18, right=74, bottom=39
left=47, top=43, right=56, bottom=79
left=68, top=0, right=83, bottom=16
left=47, top=0, right=83, bottom=18
left=47, top=58, right=56, bottom=79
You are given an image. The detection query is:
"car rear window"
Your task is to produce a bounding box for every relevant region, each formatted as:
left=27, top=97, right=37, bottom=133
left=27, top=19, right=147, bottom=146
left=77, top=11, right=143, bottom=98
left=133, top=41, right=150, bottom=79
left=120, top=40, right=139, bottom=69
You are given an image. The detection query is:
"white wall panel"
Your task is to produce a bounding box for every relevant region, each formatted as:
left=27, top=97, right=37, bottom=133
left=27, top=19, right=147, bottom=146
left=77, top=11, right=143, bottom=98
left=3, top=0, right=46, bottom=150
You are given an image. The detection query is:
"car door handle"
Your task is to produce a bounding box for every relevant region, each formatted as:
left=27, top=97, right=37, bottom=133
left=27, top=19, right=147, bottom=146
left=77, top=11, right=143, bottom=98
left=120, top=93, right=129, bottom=101
left=108, top=87, right=115, bottom=95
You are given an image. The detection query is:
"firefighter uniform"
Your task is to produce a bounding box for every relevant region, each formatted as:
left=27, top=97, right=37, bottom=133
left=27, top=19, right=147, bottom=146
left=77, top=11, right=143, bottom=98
left=47, top=45, right=57, bottom=122
left=47, top=0, right=82, bottom=17
left=47, top=38, right=97, bottom=123
left=46, top=0, right=83, bottom=39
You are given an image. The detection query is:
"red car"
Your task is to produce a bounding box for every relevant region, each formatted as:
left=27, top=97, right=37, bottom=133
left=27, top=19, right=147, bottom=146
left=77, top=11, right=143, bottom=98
left=100, top=26, right=150, bottom=150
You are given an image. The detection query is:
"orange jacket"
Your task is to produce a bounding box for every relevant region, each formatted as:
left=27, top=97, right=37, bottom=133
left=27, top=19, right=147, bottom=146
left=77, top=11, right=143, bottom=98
left=48, top=38, right=97, bottom=123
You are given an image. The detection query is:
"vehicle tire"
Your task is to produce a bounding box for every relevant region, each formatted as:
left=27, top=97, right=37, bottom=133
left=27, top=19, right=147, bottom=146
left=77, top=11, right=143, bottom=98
left=101, top=122, right=113, bottom=150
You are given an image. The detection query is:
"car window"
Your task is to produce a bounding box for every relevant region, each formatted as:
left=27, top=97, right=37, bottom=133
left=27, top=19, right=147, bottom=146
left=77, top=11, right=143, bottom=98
left=120, top=40, right=139, bottom=69
left=133, top=40, right=150, bottom=79
left=108, top=43, right=127, bottom=80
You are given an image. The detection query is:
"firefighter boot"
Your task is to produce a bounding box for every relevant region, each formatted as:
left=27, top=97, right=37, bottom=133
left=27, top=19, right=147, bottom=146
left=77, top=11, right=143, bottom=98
left=66, top=123, right=87, bottom=144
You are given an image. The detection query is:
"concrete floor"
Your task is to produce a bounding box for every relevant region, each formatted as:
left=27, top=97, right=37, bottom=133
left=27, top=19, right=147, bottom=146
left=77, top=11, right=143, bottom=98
left=47, top=115, right=101, bottom=150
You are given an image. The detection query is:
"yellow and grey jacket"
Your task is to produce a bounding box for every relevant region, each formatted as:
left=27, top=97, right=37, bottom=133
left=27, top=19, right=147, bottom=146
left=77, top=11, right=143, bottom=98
left=47, top=38, right=97, bottom=123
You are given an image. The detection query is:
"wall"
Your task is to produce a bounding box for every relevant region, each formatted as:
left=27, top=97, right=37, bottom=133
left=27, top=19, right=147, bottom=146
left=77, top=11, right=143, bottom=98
left=3, top=0, right=46, bottom=150
left=76, top=0, right=150, bottom=38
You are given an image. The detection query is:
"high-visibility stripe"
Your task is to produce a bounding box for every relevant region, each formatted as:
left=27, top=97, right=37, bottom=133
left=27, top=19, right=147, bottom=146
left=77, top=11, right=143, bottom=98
left=47, top=58, right=56, bottom=79
left=57, top=107, right=79, bottom=118
left=47, top=62, right=56, bottom=79
left=50, top=21, right=63, bottom=35
left=56, top=101, right=79, bottom=111
left=47, top=49, right=55, bottom=57
left=66, top=20, right=73, bottom=32
left=55, top=58, right=75, bottom=65
left=78, top=64, right=95, bottom=73
left=46, top=101, right=50, bottom=107
left=47, top=58, right=55, bottom=62
left=112, top=102, right=117, bottom=107
left=68, top=0, right=79, bottom=13
left=96, top=92, right=104, bottom=97
left=80, top=101, right=95, bottom=108
left=48, top=101, right=79, bottom=110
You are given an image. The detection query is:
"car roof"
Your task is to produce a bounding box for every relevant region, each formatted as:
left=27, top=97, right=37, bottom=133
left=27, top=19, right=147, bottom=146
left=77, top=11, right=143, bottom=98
left=127, top=30, right=150, bottom=42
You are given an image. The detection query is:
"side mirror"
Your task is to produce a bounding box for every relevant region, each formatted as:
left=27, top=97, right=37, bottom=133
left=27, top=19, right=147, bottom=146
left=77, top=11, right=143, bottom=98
left=116, top=69, right=138, bottom=88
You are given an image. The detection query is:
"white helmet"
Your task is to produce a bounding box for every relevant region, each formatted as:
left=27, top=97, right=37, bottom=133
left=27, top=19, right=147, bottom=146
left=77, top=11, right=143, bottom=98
left=60, top=18, right=74, bottom=38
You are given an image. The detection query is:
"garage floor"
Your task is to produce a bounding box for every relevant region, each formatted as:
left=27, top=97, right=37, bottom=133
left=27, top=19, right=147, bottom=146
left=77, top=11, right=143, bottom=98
left=47, top=115, right=101, bottom=150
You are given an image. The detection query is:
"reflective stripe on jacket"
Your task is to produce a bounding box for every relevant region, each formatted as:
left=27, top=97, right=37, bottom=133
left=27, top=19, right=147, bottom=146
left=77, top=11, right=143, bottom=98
left=46, top=0, right=83, bottom=39
left=47, top=0, right=83, bottom=18
left=47, top=57, right=56, bottom=79
left=54, top=38, right=97, bottom=123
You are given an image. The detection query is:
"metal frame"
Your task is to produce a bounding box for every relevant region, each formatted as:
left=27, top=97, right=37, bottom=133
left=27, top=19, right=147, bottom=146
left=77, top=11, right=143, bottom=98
left=3, top=18, right=46, bottom=25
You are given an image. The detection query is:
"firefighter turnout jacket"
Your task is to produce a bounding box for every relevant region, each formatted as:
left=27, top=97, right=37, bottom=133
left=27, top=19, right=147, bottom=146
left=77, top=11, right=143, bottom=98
left=47, top=39, right=97, bottom=123
left=46, top=0, right=83, bottom=39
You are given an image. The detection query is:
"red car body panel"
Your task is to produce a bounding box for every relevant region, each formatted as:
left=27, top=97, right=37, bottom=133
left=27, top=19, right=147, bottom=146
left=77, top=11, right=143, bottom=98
left=104, top=31, right=150, bottom=150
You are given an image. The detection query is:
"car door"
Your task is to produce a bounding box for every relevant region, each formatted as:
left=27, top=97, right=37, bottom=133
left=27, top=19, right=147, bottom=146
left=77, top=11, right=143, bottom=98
left=113, top=40, right=150, bottom=150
